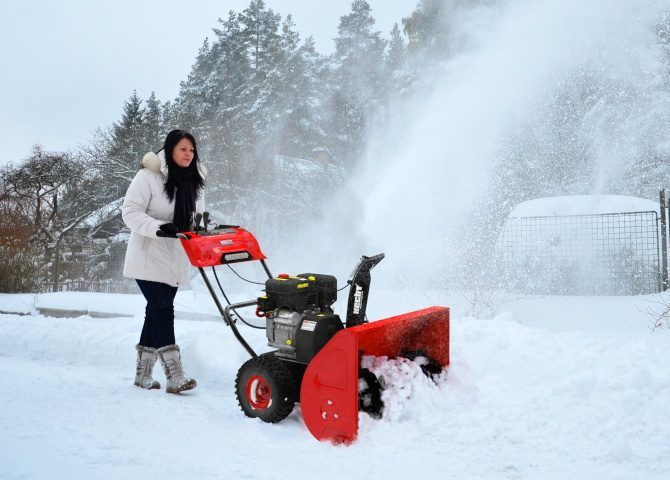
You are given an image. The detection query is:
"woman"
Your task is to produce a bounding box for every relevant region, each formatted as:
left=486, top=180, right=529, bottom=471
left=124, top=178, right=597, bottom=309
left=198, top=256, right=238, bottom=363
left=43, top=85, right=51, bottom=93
left=121, top=129, right=206, bottom=393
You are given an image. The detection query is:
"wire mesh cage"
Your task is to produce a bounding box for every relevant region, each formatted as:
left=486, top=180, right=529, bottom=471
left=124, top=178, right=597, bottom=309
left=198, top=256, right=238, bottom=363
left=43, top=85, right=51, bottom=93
left=497, top=211, right=661, bottom=295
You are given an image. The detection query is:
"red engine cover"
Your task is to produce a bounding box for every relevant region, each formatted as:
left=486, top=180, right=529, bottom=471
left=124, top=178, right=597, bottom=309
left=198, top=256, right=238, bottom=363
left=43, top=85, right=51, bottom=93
left=179, top=227, right=267, bottom=268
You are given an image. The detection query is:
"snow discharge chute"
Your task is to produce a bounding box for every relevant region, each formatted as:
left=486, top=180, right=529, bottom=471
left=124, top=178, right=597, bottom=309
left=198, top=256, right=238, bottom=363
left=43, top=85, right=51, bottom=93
left=177, top=221, right=450, bottom=443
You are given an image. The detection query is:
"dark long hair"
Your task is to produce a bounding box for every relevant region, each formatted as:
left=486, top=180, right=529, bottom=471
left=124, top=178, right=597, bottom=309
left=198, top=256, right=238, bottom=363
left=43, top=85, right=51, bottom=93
left=162, top=129, right=205, bottom=202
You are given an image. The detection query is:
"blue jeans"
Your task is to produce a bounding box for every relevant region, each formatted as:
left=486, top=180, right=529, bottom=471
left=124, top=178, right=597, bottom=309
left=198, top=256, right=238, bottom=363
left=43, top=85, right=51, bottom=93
left=136, top=279, right=178, bottom=348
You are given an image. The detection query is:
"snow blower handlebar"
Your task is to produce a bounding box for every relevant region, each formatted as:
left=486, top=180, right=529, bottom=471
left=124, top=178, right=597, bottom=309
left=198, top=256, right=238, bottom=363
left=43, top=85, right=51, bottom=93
left=198, top=269, right=258, bottom=358
left=177, top=229, right=270, bottom=358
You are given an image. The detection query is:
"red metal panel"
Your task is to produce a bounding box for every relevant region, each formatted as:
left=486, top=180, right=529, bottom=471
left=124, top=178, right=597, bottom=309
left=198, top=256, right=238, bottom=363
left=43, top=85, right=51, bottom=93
left=352, top=306, right=450, bottom=366
left=300, top=306, right=450, bottom=443
left=179, top=228, right=267, bottom=267
left=300, top=330, right=360, bottom=443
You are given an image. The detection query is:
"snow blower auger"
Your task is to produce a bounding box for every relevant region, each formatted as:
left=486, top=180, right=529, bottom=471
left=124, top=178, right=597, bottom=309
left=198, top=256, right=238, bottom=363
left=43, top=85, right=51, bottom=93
left=177, top=217, right=449, bottom=443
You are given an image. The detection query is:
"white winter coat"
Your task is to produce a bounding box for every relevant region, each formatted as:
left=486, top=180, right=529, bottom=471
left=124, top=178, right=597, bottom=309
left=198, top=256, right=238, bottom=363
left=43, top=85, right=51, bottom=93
left=122, top=150, right=206, bottom=287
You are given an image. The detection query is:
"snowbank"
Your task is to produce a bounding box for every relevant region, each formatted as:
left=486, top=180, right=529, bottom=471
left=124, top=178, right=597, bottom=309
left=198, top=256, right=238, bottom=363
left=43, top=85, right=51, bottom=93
left=0, top=289, right=247, bottom=321
left=0, top=293, right=37, bottom=315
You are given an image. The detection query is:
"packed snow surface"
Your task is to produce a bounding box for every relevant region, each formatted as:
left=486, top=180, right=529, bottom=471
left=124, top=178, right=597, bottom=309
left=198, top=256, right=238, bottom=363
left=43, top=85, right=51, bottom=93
left=1, top=290, right=669, bottom=479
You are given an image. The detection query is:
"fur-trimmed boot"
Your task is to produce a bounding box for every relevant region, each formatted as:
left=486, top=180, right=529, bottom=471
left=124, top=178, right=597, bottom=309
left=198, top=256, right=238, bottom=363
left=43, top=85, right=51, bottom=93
left=134, top=344, right=160, bottom=389
left=157, top=344, right=197, bottom=394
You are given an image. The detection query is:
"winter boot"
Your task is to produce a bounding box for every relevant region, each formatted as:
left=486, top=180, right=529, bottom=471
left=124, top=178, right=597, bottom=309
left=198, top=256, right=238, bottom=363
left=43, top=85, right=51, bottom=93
left=134, top=344, right=160, bottom=389
left=157, top=344, right=197, bottom=394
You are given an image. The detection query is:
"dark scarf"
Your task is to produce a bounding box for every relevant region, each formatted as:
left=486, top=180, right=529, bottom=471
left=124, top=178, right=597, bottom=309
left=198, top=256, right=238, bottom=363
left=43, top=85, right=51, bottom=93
left=172, top=167, right=197, bottom=232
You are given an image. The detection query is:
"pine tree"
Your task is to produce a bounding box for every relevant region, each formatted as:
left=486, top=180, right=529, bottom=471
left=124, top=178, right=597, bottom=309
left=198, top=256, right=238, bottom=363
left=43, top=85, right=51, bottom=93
left=384, top=22, right=414, bottom=107
left=237, top=0, right=283, bottom=180
left=327, top=0, right=387, bottom=170
left=252, top=20, right=336, bottom=230
left=175, top=38, right=216, bottom=141
left=333, top=0, right=387, bottom=97
left=249, top=14, right=312, bottom=157
left=162, top=99, right=178, bottom=134
left=205, top=10, right=255, bottom=217
left=239, top=0, right=281, bottom=83
left=402, top=0, right=449, bottom=55
left=276, top=33, right=329, bottom=161
left=144, top=91, right=164, bottom=150
left=107, top=91, right=146, bottom=191
left=386, top=23, right=407, bottom=73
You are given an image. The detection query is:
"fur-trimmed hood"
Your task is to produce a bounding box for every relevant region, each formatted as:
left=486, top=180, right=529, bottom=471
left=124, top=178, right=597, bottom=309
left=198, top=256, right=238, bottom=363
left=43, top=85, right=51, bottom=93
left=141, top=150, right=207, bottom=179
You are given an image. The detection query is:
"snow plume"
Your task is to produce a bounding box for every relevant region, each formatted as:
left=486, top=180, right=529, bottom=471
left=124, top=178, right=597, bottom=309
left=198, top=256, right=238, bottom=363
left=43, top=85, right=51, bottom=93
left=302, top=0, right=670, bottom=293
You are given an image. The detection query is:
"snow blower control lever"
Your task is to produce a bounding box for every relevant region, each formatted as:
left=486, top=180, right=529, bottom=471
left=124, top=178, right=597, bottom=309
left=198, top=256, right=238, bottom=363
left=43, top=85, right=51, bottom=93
left=177, top=225, right=449, bottom=444
left=346, top=253, right=384, bottom=328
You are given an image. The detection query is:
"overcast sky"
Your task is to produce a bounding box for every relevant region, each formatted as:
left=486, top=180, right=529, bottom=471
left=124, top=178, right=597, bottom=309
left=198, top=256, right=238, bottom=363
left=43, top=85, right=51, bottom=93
left=0, top=0, right=416, bottom=165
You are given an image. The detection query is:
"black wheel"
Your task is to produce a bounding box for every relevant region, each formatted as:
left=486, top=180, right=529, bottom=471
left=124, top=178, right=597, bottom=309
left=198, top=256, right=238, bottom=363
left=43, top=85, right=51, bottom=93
left=358, top=367, right=384, bottom=419
left=235, top=354, right=299, bottom=423
left=401, top=350, right=443, bottom=381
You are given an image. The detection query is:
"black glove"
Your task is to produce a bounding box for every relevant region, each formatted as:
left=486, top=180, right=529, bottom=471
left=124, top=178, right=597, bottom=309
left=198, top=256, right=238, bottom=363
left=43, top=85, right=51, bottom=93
left=156, top=222, right=179, bottom=238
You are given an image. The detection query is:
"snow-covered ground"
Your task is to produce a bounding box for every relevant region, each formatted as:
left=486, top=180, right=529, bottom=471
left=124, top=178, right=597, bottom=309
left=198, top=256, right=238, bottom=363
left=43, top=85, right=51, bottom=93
left=1, top=289, right=669, bottom=480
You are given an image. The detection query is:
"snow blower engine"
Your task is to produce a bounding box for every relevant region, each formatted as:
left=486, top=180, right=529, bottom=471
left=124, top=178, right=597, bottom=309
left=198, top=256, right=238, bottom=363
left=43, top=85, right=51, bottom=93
left=177, top=219, right=449, bottom=443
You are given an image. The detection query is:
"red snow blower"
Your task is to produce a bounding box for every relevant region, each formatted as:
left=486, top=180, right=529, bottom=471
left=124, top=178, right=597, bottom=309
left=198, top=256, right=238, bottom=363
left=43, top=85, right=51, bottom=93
left=177, top=217, right=449, bottom=443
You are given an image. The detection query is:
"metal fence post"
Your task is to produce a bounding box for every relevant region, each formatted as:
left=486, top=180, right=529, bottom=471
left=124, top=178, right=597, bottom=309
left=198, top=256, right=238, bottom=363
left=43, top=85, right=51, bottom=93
left=661, top=189, right=669, bottom=291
